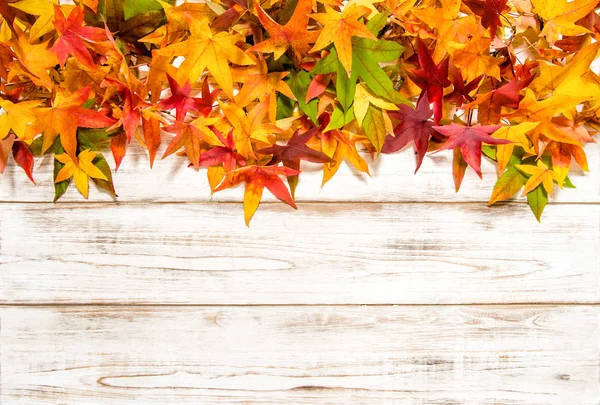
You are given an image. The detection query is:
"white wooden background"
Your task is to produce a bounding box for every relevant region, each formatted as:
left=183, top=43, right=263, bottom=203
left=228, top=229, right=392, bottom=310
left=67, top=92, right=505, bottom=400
left=1, top=137, right=599, bottom=404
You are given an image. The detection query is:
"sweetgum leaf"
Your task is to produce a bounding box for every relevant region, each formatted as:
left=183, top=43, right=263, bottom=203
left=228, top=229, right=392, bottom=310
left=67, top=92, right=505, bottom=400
left=527, top=184, right=548, bottom=222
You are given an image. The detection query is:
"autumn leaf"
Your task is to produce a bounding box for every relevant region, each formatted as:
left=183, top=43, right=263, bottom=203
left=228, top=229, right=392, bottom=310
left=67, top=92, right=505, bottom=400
left=491, top=122, right=539, bottom=173
left=310, top=4, right=376, bottom=76
left=463, top=0, right=508, bottom=37
left=162, top=116, right=222, bottom=170
left=532, top=0, right=598, bottom=44
left=157, top=75, right=220, bottom=121
left=232, top=57, right=296, bottom=123
left=157, top=16, right=254, bottom=98
left=515, top=159, right=559, bottom=197
left=26, top=85, right=115, bottom=160
left=9, top=26, right=58, bottom=90
left=220, top=100, right=282, bottom=159
left=488, top=160, right=527, bottom=205
left=452, top=36, right=501, bottom=83
left=432, top=123, right=509, bottom=178
left=383, top=93, right=437, bottom=172
left=51, top=5, right=107, bottom=70
left=0, top=99, right=39, bottom=139
left=257, top=127, right=331, bottom=197
left=199, top=127, right=246, bottom=173
left=407, top=38, right=451, bottom=125
left=9, top=0, right=60, bottom=39
left=250, top=0, right=319, bottom=65
left=214, top=164, right=300, bottom=226
left=54, top=149, right=108, bottom=199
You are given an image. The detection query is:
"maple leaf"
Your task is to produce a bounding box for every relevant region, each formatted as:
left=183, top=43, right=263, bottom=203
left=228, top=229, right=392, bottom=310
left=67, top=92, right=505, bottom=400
left=491, top=122, right=539, bottom=173
left=11, top=139, right=35, bottom=183
left=199, top=127, right=246, bottom=172
left=452, top=36, right=501, bottom=83
left=54, top=149, right=108, bottom=199
left=311, top=37, right=409, bottom=114
left=383, top=93, right=437, bottom=172
left=445, top=65, right=483, bottom=107
left=515, top=159, right=559, bottom=197
left=26, top=85, right=115, bottom=160
left=232, top=57, right=296, bottom=123
left=432, top=123, right=509, bottom=178
left=156, top=16, right=254, bottom=98
left=9, top=0, right=59, bottom=39
left=462, top=0, right=508, bottom=37
left=412, top=0, right=478, bottom=55
left=488, top=157, right=527, bottom=205
left=310, top=4, right=376, bottom=76
left=407, top=38, right=451, bottom=125
left=0, top=99, right=40, bottom=139
left=9, top=27, right=58, bottom=90
left=214, top=164, right=300, bottom=226
left=162, top=116, right=223, bottom=170
left=157, top=75, right=220, bottom=121
left=532, top=0, right=598, bottom=44
left=506, top=89, right=590, bottom=146
left=51, top=5, right=107, bottom=70
left=464, top=76, right=533, bottom=124
left=529, top=42, right=600, bottom=99
left=140, top=1, right=215, bottom=46
left=353, top=83, right=398, bottom=126
left=257, top=127, right=331, bottom=169
left=257, top=127, right=331, bottom=197
left=250, top=0, right=320, bottom=65
left=219, top=100, right=282, bottom=159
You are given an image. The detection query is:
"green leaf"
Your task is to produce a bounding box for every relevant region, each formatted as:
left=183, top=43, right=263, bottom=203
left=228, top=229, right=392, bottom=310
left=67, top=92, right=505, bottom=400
left=362, top=105, right=386, bottom=154
left=366, top=10, right=388, bottom=35
left=91, top=153, right=117, bottom=198
left=563, top=176, right=576, bottom=189
left=287, top=71, right=318, bottom=124
left=326, top=106, right=355, bottom=131
left=335, top=55, right=355, bottom=112
left=488, top=165, right=526, bottom=205
left=482, top=145, right=497, bottom=161
left=53, top=144, right=69, bottom=202
left=123, top=0, right=162, bottom=20
left=312, top=47, right=338, bottom=74
left=276, top=94, right=294, bottom=121
left=351, top=37, right=409, bottom=105
left=78, top=128, right=121, bottom=151
left=527, top=184, right=548, bottom=222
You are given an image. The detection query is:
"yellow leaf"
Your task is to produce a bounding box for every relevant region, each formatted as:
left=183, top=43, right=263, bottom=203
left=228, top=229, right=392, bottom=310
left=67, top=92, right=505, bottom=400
left=531, top=0, right=598, bottom=44
left=54, top=149, right=107, bottom=199
left=491, top=122, right=539, bottom=173
left=515, top=159, right=558, bottom=197
left=354, top=83, right=399, bottom=126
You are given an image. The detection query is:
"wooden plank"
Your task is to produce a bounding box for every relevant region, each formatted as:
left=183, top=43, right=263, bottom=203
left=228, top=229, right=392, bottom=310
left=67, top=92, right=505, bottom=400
left=1, top=203, right=598, bottom=305
left=1, top=305, right=598, bottom=404
left=1, top=142, right=598, bottom=203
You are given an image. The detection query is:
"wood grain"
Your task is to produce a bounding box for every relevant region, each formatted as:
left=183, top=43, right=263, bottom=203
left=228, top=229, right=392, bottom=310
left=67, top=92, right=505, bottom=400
left=1, top=203, right=598, bottom=305
left=1, top=142, right=598, bottom=203
left=1, top=305, right=598, bottom=405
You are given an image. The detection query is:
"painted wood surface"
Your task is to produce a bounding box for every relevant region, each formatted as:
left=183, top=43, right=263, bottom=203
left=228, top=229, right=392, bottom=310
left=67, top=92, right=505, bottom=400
left=1, top=305, right=598, bottom=405
left=1, top=203, right=598, bottom=305
left=1, top=142, right=599, bottom=202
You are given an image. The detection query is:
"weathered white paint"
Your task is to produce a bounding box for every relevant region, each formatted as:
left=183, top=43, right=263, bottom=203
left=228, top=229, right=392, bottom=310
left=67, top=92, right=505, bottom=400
left=0, top=142, right=598, bottom=202
left=0, top=203, right=598, bottom=305
left=1, top=306, right=598, bottom=404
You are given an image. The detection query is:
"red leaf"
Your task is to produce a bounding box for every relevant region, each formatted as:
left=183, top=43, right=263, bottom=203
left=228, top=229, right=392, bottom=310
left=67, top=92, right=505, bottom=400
left=406, top=38, right=451, bottom=125
left=110, top=132, right=127, bottom=171
left=432, top=123, right=508, bottom=177
left=383, top=93, right=437, bottom=173
left=12, top=140, right=35, bottom=183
